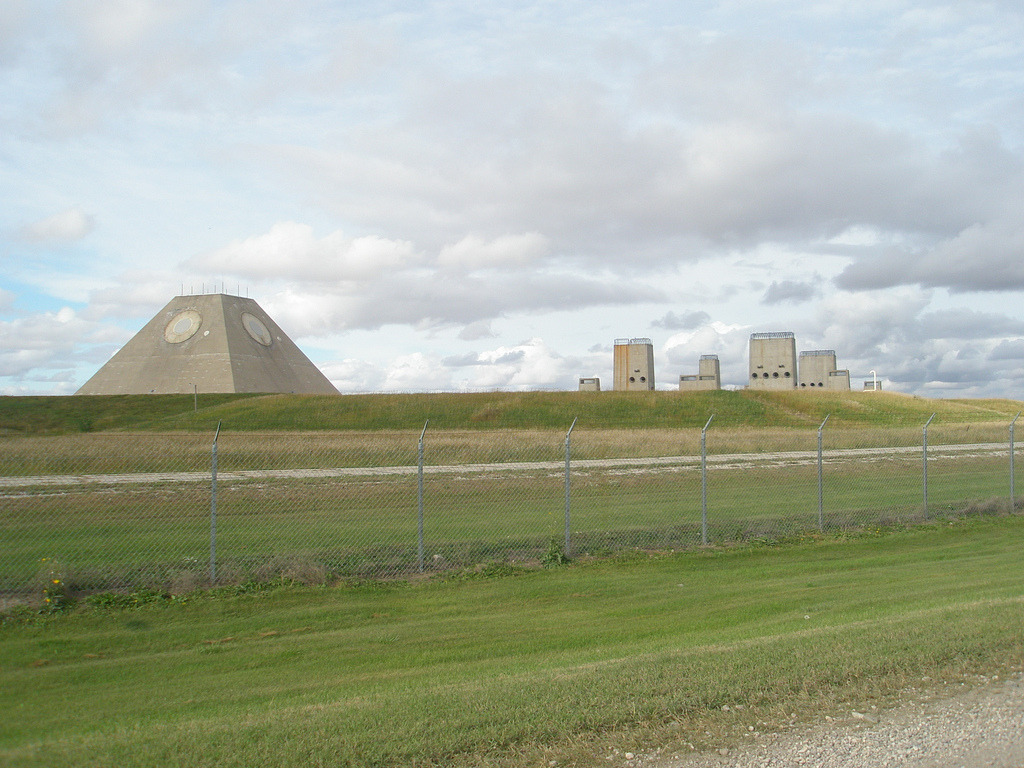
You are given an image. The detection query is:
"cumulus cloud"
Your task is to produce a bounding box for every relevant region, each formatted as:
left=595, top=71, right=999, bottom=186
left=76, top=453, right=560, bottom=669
left=18, top=209, right=95, bottom=242
left=467, top=338, right=575, bottom=390
left=652, top=310, right=710, bottom=330
left=319, top=358, right=386, bottom=393
left=382, top=353, right=455, bottom=392
left=802, top=289, right=1024, bottom=393
left=194, top=222, right=418, bottom=281
left=438, top=232, right=548, bottom=271
left=458, top=320, right=497, bottom=341
left=186, top=222, right=665, bottom=337
left=662, top=322, right=749, bottom=377
left=835, top=215, right=1024, bottom=293
left=989, top=339, right=1024, bottom=361
left=0, top=306, right=95, bottom=378
left=762, top=280, right=818, bottom=305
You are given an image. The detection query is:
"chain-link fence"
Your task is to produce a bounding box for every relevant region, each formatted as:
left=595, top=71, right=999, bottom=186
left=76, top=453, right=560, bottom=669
left=2, top=413, right=1021, bottom=598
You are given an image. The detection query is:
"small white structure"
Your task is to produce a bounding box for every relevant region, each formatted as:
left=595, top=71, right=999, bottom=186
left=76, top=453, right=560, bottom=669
left=578, top=377, right=601, bottom=392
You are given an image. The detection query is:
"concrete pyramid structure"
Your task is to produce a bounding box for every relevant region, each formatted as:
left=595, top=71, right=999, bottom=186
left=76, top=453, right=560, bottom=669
left=77, top=293, right=338, bottom=395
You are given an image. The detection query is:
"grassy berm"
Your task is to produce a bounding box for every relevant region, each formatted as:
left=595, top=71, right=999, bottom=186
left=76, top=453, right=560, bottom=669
left=2, top=514, right=1023, bottom=767
left=3, top=389, right=1024, bottom=433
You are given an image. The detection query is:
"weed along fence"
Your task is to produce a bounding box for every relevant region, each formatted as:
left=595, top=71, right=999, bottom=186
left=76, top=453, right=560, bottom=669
left=1, top=413, right=1022, bottom=597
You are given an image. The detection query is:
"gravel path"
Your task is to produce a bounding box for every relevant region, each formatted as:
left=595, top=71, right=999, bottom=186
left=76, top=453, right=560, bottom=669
left=648, top=674, right=1024, bottom=768
left=0, top=441, right=1004, bottom=488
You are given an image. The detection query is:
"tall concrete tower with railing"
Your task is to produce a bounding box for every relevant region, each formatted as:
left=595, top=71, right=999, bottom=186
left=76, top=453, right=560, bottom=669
left=613, top=337, right=655, bottom=391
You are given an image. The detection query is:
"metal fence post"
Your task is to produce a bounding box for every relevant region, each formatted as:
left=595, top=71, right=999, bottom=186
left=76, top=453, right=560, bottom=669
left=418, top=420, right=428, bottom=573
left=701, top=414, right=714, bottom=545
left=564, top=417, right=578, bottom=558
left=1011, top=412, right=1021, bottom=511
left=817, top=414, right=830, bottom=532
left=210, top=420, right=221, bottom=583
left=922, top=413, right=935, bottom=517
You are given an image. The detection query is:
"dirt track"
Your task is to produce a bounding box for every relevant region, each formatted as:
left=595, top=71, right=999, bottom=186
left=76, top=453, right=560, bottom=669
left=0, top=442, right=1007, bottom=489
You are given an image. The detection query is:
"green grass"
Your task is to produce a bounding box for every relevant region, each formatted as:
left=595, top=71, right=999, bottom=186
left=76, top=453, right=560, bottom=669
left=3, top=390, right=1024, bottom=434
left=0, top=394, right=251, bottom=434
left=2, top=515, right=1024, bottom=767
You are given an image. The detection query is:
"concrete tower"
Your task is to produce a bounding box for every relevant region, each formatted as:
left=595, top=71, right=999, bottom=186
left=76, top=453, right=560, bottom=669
left=613, top=338, right=655, bottom=391
left=799, top=349, right=851, bottom=391
left=798, top=350, right=837, bottom=389
left=76, top=293, right=338, bottom=395
left=748, top=332, right=797, bottom=389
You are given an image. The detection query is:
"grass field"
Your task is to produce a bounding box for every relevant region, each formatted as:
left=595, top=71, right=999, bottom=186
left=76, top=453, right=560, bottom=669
left=2, top=514, right=1023, bottom=767
left=3, top=393, right=1023, bottom=765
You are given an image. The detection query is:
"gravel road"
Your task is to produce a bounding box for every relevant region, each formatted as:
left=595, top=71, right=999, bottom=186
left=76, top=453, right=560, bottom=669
left=0, top=441, right=1006, bottom=489
left=645, top=674, right=1024, bottom=768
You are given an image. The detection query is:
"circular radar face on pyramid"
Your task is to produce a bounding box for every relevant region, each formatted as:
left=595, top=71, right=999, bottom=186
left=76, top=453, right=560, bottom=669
left=242, top=312, right=273, bottom=346
left=163, top=310, right=202, bottom=343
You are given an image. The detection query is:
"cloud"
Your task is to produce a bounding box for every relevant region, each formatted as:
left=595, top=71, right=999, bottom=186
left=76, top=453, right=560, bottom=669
left=915, top=308, right=1024, bottom=341
left=761, top=280, right=818, bottom=305
left=802, top=289, right=1024, bottom=393
left=468, top=338, right=575, bottom=390
left=441, top=352, right=483, bottom=368
left=318, top=358, right=386, bottom=394
left=662, top=322, right=749, bottom=374
left=438, top=233, right=548, bottom=271
left=0, top=306, right=95, bottom=379
left=652, top=310, right=710, bottom=330
left=193, top=222, right=418, bottom=281
left=18, top=209, right=95, bottom=242
left=458, top=320, right=496, bottom=341
left=187, top=222, right=666, bottom=337
left=382, top=353, right=455, bottom=392
left=835, top=215, right=1024, bottom=293
left=989, top=339, right=1024, bottom=361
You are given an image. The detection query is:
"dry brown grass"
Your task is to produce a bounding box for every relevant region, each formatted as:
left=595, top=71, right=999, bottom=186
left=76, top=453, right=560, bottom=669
left=0, top=421, right=1017, bottom=476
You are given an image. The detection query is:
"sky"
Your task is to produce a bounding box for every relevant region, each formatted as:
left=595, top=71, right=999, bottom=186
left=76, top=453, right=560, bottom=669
left=3, top=1, right=1024, bottom=397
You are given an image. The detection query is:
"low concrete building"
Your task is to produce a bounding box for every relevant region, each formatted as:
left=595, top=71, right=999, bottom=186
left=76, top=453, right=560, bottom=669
left=798, top=350, right=851, bottom=391
left=578, top=377, right=601, bottom=391
left=828, top=369, right=851, bottom=390
left=679, top=354, right=721, bottom=391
